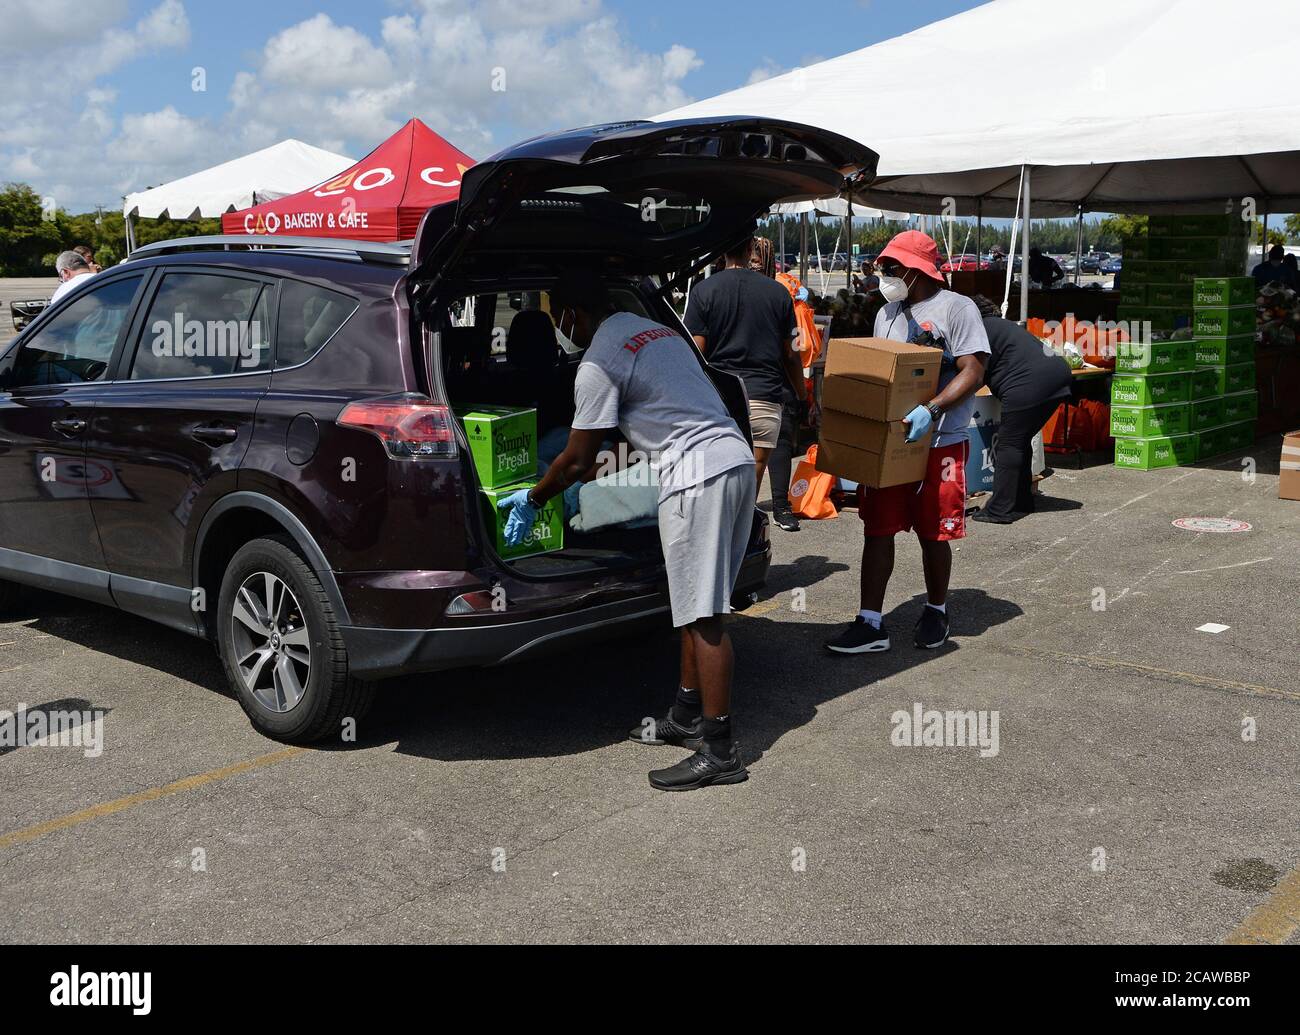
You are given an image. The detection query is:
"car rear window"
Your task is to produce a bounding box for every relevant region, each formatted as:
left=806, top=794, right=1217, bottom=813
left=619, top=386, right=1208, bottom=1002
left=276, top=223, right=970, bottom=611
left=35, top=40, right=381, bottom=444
left=276, top=280, right=358, bottom=368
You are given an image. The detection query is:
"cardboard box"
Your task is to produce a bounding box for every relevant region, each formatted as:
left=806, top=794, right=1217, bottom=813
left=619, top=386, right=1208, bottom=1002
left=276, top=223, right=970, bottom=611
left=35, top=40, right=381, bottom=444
left=1221, top=390, right=1259, bottom=423
left=1150, top=213, right=1249, bottom=239
left=816, top=411, right=930, bottom=489
left=1279, top=430, right=1300, bottom=501
left=822, top=338, right=942, bottom=421
left=1190, top=367, right=1222, bottom=400
left=1194, top=276, right=1255, bottom=308
left=1114, top=433, right=1198, bottom=470
left=1224, top=362, right=1256, bottom=395
left=1193, top=334, right=1254, bottom=367
left=1119, top=284, right=1147, bottom=306
left=457, top=405, right=538, bottom=488
left=1147, top=282, right=1193, bottom=308
left=1193, top=306, right=1256, bottom=339
left=1222, top=420, right=1257, bottom=451
left=1190, top=396, right=1225, bottom=433
left=1110, top=401, right=1191, bottom=438
left=1113, top=338, right=1194, bottom=374
left=1110, top=371, right=1191, bottom=407
left=479, top=481, right=564, bottom=560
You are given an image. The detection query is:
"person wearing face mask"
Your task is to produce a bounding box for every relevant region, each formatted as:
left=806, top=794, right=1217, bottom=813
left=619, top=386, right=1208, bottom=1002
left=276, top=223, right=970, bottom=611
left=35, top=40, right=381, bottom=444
left=825, top=230, right=990, bottom=655
left=499, top=268, right=756, bottom=792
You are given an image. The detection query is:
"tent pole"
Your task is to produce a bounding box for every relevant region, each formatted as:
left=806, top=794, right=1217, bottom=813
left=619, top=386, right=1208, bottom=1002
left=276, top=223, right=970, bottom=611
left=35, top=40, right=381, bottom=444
left=125, top=212, right=135, bottom=254
left=799, top=213, right=809, bottom=282
left=778, top=217, right=785, bottom=270
left=976, top=200, right=983, bottom=264
left=845, top=210, right=852, bottom=293
left=1020, top=165, right=1032, bottom=323
left=1262, top=205, right=1270, bottom=262
left=1075, top=206, right=1083, bottom=286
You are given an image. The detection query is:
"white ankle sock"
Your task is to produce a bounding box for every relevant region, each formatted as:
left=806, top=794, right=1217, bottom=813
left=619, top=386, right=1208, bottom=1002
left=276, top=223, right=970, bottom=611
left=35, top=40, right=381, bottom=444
left=857, top=609, right=882, bottom=627
left=927, top=602, right=947, bottom=614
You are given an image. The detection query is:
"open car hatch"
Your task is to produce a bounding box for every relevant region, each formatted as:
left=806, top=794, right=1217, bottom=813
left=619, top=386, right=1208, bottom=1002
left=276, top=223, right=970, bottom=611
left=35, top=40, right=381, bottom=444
left=408, top=116, right=879, bottom=286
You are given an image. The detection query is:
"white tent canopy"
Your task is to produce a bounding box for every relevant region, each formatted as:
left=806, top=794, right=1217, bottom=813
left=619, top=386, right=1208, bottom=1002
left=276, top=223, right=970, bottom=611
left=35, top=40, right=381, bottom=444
left=771, top=198, right=900, bottom=219
left=123, top=139, right=354, bottom=220
left=655, top=0, right=1300, bottom=217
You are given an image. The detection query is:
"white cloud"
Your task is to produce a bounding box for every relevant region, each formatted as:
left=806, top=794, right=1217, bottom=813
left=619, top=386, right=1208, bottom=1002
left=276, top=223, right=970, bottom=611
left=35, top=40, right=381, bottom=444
left=2, top=0, right=704, bottom=212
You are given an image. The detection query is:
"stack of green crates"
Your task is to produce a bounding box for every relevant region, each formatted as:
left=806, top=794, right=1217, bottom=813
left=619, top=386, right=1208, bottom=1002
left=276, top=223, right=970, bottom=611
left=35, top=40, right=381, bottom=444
left=1117, top=214, right=1250, bottom=338
left=1111, top=340, right=1198, bottom=469
left=1190, top=276, right=1258, bottom=460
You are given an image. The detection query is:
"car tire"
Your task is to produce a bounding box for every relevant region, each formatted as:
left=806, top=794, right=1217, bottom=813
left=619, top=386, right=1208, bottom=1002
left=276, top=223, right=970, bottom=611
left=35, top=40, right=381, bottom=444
left=0, top=578, right=21, bottom=618
left=217, top=536, right=374, bottom=744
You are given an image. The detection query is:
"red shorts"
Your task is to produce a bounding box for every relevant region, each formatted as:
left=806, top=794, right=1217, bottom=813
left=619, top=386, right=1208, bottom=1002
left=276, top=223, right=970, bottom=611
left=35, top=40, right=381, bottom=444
left=857, top=441, right=968, bottom=541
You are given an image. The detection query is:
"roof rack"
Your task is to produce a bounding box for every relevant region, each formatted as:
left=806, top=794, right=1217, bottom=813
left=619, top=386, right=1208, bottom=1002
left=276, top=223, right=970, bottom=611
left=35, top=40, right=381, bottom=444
left=127, top=235, right=413, bottom=266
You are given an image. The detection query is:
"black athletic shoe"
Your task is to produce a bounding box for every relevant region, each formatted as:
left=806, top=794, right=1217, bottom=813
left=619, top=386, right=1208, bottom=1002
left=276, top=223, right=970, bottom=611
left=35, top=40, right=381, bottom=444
left=971, top=508, right=1014, bottom=524
left=629, top=712, right=702, bottom=749
left=914, top=605, right=951, bottom=649
left=824, top=616, right=891, bottom=654
left=648, top=746, right=749, bottom=791
left=773, top=508, right=801, bottom=532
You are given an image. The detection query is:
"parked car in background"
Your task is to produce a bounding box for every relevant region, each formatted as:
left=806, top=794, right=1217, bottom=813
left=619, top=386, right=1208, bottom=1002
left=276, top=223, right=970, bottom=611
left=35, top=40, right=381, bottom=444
left=1101, top=257, right=1123, bottom=274
left=940, top=253, right=989, bottom=272
left=10, top=298, right=48, bottom=331
left=0, top=115, right=877, bottom=743
left=1079, top=254, right=1102, bottom=274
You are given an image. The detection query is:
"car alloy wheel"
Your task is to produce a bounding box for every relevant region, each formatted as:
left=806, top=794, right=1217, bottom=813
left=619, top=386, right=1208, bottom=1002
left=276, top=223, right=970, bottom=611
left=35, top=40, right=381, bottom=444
left=230, top=571, right=312, bottom=713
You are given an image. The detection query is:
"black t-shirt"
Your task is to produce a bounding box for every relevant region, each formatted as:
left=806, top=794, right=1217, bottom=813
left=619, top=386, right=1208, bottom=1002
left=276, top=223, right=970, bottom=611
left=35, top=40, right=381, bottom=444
left=684, top=268, right=797, bottom=403
left=981, top=316, right=1073, bottom=413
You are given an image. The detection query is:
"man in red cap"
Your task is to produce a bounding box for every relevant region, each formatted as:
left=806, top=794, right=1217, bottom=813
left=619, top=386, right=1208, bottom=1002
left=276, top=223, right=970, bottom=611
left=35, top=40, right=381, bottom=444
left=825, top=230, right=989, bottom=654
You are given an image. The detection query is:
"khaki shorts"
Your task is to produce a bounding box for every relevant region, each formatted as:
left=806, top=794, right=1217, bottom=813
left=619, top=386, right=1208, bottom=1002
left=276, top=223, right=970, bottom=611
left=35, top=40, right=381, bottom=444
left=747, top=399, right=784, bottom=450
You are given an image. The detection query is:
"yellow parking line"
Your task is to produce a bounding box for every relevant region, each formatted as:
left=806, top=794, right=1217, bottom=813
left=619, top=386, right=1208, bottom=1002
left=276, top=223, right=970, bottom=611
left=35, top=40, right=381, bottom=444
left=0, top=746, right=307, bottom=849
left=1225, top=865, right=1300, bottom=944
left=1003, top=645, right=1300, bottom=702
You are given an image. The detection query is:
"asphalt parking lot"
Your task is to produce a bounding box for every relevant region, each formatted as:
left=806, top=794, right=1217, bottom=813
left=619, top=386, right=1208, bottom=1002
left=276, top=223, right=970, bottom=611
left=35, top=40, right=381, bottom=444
left=2, top=434, right=1298, bottom=944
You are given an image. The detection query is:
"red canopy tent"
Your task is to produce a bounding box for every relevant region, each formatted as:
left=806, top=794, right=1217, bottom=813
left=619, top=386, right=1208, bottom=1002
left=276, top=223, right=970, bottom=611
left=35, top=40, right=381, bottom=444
left=221, top=118, right=473, bottom=241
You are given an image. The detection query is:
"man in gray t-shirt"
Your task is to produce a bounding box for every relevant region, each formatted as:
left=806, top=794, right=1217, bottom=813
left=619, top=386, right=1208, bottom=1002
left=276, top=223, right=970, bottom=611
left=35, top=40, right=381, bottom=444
left=497, top=268, right=755, bottom=792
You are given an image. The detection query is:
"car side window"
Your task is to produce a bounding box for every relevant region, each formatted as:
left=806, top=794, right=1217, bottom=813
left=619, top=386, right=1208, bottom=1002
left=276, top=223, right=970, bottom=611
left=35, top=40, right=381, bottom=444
left=276, top=280, right=357, bottom=368
left=7, top=275, right=143, bottom=389
left=130, top=273, right=272, bottom=381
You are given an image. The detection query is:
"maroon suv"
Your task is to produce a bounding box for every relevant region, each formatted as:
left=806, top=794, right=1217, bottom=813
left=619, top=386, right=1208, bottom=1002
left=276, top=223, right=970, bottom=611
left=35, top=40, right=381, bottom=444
left=0, top=117, right=877, bottom=742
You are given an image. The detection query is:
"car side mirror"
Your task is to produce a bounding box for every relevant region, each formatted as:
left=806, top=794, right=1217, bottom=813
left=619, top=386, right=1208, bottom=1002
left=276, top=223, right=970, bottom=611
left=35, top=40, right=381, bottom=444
left=0, top=353, right=13, bottom=392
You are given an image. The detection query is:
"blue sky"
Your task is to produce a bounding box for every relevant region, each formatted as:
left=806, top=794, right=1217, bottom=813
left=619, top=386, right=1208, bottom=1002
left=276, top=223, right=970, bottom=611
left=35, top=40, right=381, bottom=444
left=0, top=0, right=987, bottom=211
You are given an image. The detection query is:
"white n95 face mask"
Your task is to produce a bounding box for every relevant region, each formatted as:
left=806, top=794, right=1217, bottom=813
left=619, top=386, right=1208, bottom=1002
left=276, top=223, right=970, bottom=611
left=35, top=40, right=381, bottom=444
left=876, top=270, right=911, bottom=303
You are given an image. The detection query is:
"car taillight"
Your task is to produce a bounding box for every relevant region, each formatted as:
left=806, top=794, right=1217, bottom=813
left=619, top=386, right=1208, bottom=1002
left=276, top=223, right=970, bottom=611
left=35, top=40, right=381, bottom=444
left=337, top=396, right=457, bottom=459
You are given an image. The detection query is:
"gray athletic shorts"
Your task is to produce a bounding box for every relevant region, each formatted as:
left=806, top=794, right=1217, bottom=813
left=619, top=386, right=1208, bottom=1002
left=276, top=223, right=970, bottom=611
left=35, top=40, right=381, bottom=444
left=658, top=465, right=757, bottom=628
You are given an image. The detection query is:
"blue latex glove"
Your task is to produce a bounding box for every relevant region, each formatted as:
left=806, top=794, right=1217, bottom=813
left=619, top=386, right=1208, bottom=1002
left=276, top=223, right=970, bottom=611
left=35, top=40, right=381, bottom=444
left=562, top=481, right=583, bottom=522
left=903, top=404, right=933, bottom=443
left=795, top=286, right=809, bottom=302
left=498, top=489, right=538, bottom=546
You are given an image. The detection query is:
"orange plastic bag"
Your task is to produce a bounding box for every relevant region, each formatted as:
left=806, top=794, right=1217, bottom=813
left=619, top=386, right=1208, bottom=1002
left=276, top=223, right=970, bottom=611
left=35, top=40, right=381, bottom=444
left=790, top=446, right=838, bottom=520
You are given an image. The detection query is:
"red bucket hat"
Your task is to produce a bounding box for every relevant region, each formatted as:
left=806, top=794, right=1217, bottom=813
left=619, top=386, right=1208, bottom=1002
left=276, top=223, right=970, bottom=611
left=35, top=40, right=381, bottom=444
left=876, top=230, right=946, bottom=284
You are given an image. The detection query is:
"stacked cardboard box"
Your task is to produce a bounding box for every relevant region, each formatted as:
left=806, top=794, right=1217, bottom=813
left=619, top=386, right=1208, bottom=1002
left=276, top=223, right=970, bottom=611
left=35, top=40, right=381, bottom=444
left=1117, top=214, right=1249, bottom=337
left=815, top=338, right=941, bottom=488
left=1110, top=339, right=1197, bottom=469
left=457, top=405, right=564, bottom=559
left=1190, top=277, right=1258, bottom=461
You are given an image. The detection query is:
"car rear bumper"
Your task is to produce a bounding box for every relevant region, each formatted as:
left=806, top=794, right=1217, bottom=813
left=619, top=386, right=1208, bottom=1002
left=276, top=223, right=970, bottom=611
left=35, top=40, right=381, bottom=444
left=340, top=548, right=769, bottom=679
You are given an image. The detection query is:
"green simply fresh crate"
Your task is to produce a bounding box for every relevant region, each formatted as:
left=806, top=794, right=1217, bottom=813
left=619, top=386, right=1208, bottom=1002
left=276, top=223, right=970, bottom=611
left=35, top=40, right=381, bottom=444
left=479, top=481, right=565, bottom=560
left=456, top=405, right=539, bottom=488
left=1110, top=371, right=1191, bottom=407
left=1110, top=401, right=1191, bottom=439
left=1114, top=434, right=1198, bottom=470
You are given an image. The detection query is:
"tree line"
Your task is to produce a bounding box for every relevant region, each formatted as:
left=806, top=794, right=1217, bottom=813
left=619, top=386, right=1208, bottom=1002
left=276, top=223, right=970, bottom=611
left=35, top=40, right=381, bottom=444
left=0, top=182, right=219, bottom=276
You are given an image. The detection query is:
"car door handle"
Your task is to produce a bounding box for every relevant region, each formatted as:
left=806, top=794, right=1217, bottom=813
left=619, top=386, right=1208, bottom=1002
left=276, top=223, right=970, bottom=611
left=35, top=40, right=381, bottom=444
left=191, top=423, right=239, bottom=446
left=51, top=417, right=88, bottom=436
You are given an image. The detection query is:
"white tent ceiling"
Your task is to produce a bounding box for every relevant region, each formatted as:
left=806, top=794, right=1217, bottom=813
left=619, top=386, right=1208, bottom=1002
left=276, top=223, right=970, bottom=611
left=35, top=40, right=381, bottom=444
left=655, top=0, right=1300, bottom=217
left=123, top=139, right=354, bottom=220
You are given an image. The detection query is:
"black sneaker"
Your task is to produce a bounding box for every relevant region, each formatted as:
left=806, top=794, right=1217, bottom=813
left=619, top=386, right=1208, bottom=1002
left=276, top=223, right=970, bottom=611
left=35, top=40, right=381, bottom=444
left=914, top=605, right=950, bottom=649
left=772, top=508, right=801, bottom=532
left=629, top=712, right=702, bottom=749
left=648, top=746, right=748, bottom=791
left=824, top=616, right=891, bottom=654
